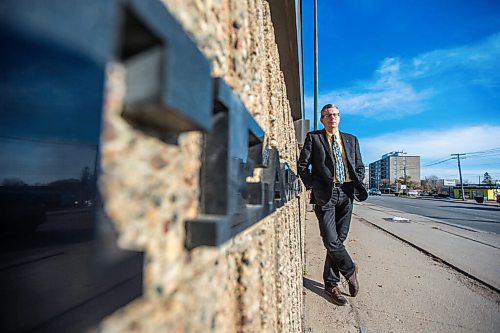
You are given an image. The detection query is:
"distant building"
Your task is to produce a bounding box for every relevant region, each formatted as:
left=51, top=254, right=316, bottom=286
left=453, top=184, right=500, bottom=201
left=364, top=166, right=369, bottom=188
left=369, top=151, right=420, bottom=192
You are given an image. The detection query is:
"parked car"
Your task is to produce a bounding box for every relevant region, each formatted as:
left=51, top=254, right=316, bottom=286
left=368, top=188, right=382, bottom=196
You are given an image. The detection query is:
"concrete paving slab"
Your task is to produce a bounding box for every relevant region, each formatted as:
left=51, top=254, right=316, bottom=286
left=353, top=202, right=500, bottom=291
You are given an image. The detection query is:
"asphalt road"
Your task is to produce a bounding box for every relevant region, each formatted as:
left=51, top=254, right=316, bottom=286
left=365, top=195, right=500, bottom=234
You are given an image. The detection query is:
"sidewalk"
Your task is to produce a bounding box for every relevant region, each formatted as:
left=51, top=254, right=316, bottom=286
left=354, top=202, right=500, bottom=291
left=303, top=204, right=500, bottom=333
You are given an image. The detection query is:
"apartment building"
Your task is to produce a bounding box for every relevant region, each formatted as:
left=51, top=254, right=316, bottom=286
left=369, top=151, right=421, bottom=192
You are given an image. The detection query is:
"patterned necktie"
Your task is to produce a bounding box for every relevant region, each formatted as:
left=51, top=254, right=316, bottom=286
left=332, top=135, right=345, bottom=183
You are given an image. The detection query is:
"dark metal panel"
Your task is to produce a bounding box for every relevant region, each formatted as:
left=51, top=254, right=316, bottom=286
left=185, top=78, right=268, bottom=248
left=199, top=111, right=231, bottom=215
left=0, top=0, right=120, bottom=65
left=0, top=53, right=143, bottom=323
left=248, top=143, right=269, bottom=168
left=0, top=22, right=144, bottom=324
left=185, top=215, right=231, bottom=249
left=213, top=79, right=264, bottom=144
left=121, top=0, right=213, bottom=132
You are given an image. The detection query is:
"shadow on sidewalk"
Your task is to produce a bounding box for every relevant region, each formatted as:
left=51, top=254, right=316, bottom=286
left=303, top=277, right=347, bottom=304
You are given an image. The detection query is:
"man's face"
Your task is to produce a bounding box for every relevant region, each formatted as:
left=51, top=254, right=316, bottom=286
left=320, top=107, right=340, bottom=132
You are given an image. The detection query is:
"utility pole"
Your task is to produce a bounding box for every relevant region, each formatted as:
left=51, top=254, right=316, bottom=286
left=313, top=0, right=318, bottom=130
left=451, top=153, right=466, bottom=200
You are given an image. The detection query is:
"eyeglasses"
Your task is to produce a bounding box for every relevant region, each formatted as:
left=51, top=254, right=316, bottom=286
left=322, top=113, right=340, bottom=118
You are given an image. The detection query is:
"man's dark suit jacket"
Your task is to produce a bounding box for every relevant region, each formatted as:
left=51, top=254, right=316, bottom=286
left=298, top=129, right=368, bottom=206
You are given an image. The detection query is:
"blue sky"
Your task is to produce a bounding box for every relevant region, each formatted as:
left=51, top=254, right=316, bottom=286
left=302, top=0, right=500, bottom=183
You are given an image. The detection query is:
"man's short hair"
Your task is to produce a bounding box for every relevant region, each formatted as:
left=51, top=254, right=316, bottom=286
left=320, top=104, right=340, bottom=118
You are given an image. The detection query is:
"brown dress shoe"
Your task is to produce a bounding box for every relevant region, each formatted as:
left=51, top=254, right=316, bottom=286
left=324, top=286, right=348, bottom=306
left=347, top=266, right=359, bottom=297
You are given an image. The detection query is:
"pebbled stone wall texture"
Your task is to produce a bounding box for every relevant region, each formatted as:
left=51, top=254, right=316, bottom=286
left=97, top=1, right=306, bottom=332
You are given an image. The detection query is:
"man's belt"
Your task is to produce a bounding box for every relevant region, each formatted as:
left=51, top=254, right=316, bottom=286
left=333, top=181, right=353, bottom=188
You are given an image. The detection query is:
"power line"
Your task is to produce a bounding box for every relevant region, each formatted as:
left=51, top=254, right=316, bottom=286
left=456, top=148, right=500, bottom=159
left=422, top=155, right=451, bottom=164
left=422, top=158, right=454, bottom=168
left=465, top=153, right=500, bottom=159
left=465, top=147, right=500, bottom=155
left=421, top=148, right=500, bottom=167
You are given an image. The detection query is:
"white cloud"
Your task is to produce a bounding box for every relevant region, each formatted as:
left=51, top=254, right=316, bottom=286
left=361, top=125, right=500, bottom=160
left=409, top=32, right=500, bottom=83
left=360, top=125, right=500, bottom=181
left=305, top=32, right=500, bottom=119
left=305, top=57, right=432, bottom=119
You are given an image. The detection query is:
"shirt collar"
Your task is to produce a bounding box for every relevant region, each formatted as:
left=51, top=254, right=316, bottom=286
left=326, top=130, right=341, bottom=141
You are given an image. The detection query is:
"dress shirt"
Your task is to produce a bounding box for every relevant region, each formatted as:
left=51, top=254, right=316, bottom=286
left=326, top=131, right=352, bottom=183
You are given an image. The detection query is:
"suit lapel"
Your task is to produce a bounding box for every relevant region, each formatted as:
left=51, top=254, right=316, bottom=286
left=319, top=129, right=334, bottom=163
left=340, top=132, right=353, bottom=167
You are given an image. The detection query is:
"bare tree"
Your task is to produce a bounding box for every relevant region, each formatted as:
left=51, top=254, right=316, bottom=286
left=422, top=175, right=439, bottom=193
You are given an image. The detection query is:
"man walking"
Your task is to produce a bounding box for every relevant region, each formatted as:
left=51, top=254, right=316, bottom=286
left=298, top=104, right=367, bottom=305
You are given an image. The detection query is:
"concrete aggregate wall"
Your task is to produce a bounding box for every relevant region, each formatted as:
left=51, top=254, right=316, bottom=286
left=98, top=1, right=306, bottom=332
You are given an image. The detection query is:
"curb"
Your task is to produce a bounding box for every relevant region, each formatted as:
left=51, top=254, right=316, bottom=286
left=401, top=195, right=499, bottom=206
